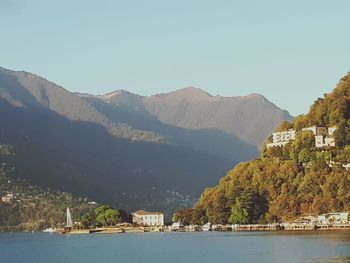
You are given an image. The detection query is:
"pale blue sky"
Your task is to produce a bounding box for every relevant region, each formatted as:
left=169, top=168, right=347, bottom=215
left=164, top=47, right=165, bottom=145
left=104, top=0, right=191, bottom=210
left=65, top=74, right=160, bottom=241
left=1, top=0, right=350, bottom=115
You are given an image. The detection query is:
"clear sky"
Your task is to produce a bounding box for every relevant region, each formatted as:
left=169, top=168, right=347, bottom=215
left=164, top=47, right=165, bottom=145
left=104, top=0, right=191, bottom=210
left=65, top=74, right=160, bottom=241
left=1, top=0, right=350, bottom=115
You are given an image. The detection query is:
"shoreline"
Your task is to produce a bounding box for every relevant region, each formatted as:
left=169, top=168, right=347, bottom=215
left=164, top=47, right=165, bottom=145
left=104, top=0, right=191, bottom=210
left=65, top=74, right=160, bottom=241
left=2, top=225, right=350, bottom=234
left=1, top=229, right=350, bottom=235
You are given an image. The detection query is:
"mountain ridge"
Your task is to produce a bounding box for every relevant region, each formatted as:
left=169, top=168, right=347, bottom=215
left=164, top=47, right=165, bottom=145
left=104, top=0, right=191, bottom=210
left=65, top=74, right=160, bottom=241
left=0, top=66, right=291, bottom=214
left=80, top=86, right=292, bottom=148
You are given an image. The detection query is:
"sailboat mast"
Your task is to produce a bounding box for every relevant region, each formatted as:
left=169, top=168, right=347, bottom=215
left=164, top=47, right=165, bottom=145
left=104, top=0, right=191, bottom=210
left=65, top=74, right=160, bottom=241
left=66, top=207, right=73, bottom=228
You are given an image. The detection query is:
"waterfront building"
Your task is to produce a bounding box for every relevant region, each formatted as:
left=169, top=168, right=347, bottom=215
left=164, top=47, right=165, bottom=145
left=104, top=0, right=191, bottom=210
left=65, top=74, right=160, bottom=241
left=202, top=222, right=212, bottom=231
left=187, top=224, right=201, bottom=232
left=132, top=210, right=164, bottom=226
left=170, top=222, right=184, bottom=231
left=295, top=215, right=318, bottom=224
left=318, top=212, right=349, bottom=224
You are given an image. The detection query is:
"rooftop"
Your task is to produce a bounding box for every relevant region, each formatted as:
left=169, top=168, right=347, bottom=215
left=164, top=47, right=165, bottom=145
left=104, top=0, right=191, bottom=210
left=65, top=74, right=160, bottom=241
left=133, top=210, right=163, bottom=216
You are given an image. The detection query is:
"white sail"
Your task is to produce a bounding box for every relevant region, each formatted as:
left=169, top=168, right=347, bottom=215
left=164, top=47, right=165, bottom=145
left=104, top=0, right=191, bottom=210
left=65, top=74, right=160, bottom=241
left=66, top=207, right=73, bottom=228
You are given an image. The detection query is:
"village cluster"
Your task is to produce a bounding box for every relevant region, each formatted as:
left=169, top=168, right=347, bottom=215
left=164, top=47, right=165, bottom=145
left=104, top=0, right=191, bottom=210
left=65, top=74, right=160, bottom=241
left=266, top=125, right=350, bottom=170
left=130, top=210, right=350, bottom=232
left=266, top=126, right=336, bottom=148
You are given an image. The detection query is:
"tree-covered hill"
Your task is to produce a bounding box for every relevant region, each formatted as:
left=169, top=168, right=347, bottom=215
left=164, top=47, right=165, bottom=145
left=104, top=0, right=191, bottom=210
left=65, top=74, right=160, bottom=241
left=174, top=72, right=350, bottom=225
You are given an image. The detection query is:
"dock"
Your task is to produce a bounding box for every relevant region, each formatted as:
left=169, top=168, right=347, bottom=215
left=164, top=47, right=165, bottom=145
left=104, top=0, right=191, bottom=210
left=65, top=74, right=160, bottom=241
left=232, top=224, right=282, bottom=231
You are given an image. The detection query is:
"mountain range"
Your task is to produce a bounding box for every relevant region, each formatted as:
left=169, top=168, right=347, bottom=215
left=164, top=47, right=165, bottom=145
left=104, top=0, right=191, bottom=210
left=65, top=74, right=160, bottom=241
left=0, top=66, right=292, bottom=214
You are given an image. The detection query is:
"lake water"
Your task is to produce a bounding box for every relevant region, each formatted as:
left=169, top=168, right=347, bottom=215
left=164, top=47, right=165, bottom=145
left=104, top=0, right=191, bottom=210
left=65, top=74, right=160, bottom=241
left=1, top=231, right=350, bottom=263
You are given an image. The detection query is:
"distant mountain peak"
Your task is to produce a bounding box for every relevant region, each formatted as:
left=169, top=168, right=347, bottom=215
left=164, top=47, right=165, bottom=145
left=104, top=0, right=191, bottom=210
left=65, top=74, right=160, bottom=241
left=74, top=92, right=94, bottom=98
left=153, top=87, right=212, bottom=101
left=244, top=93, right=265, bottom=99
left=102, top=90, right=142, bottom=100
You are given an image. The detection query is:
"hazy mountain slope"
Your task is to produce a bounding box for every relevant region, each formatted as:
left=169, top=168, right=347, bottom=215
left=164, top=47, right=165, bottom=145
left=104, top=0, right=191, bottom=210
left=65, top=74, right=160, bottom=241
left=0, top=67, right=235, bottom=214
left=97, top=87, right=292, bottom=148
left=83, top=95, right=259, bottom=162
left=0, top=95, right=232, bottom=213
left=144, top=87, right=292, bottom=147
left=0, top=67, right=162, bottom=143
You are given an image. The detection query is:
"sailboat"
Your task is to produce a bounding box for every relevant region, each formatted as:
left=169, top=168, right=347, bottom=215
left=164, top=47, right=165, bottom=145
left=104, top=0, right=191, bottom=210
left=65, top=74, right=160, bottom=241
left=63, top=207, right=73, bottom=233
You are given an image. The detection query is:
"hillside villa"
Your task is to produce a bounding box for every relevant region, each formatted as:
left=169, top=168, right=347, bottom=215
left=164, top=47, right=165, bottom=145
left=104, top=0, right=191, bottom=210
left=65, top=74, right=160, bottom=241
left=1, top=193, right=15, bottom=204
left=267, top=126, right=336, bottom=149
left=266, top=129, right=296, bottom=148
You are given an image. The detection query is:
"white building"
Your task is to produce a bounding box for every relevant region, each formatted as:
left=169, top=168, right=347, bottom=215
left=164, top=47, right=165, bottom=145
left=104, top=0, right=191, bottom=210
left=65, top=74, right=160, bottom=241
left=202, top=222, right=212, bottom=231
left=299, top=126, right=337, bottom=148
left=1, top=193, right=15, bottom=204
left=317, top=212, right=349, bottom=224
left=267, top=129, right=296, bottom=148
left=266, top=125, right=338, bottom=151
left=315, top=135, right=336, bottom=148
left=312, top=126, right=337, bottom=148
left=170, top=222, right=184, bottom=231
left=132, top=210, right=164, bottom=226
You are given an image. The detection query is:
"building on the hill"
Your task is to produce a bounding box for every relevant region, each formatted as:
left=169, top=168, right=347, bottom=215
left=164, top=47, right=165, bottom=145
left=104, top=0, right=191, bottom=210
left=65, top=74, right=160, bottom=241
left=304, top=126, right=337, bottom=148
left=315, top=135, right=336, bottom=148
left=132, top=210, right=164, bottom=226
left=266, top=129, right=296, bottom=148
left=267, top=126, right=337, bottom=149
left=1, top=193, right=15, bottom=204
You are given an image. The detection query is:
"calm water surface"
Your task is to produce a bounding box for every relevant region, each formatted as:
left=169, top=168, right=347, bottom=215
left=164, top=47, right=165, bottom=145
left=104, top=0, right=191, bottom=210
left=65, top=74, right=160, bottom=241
left=0, top=231, right=350, bottom=263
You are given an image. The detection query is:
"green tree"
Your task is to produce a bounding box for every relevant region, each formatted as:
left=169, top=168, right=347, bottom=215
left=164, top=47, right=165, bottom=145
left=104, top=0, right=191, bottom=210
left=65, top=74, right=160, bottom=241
left=95, top=205, right=110, bottom=216
left=96, top=213, right=107, bottom=226
left=105, top=208, right=122, bottom=226
left=228, top=199, right=249, bottom=224
left=298, top=148, right=314, bottom=164
left=81, top=213, right=94, bottom=229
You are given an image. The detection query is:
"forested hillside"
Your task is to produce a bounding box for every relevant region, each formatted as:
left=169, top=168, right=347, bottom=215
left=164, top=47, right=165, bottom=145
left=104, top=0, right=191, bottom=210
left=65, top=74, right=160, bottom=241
left=174, top=72, right=350, bottom=225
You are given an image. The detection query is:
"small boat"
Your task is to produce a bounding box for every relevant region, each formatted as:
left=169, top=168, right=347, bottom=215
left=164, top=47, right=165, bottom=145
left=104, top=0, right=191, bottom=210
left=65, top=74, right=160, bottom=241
left=43, top=227, right=56, bottom=233
left=202, top=222, right=212, bottom=231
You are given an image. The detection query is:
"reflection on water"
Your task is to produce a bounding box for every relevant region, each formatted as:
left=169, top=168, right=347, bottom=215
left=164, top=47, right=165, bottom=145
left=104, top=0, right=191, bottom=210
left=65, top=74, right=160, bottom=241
left=0, top=231, right=349, bottom=263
